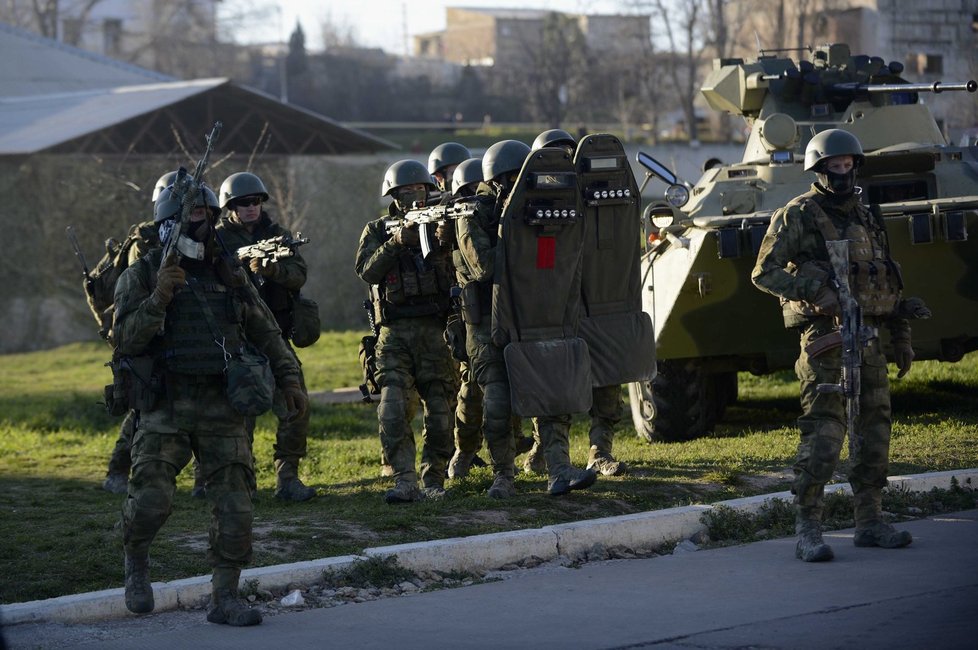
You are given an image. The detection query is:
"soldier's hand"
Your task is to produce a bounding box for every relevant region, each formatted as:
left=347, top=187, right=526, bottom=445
left=281, top=381, right=308, bottom=420
left=249, top=257, right=275, bottom=277
left=435, top=221, right=456, bottom=246
left=153, top=264, right=186, bottom=305
left=812, top=285, right=840, bottom=317
left=894, top=339, right=914, bottom=379
left=394, top=223, right=420, bottom=248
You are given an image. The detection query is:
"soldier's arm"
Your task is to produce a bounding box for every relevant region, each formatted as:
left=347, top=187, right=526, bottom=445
left=263, top=226, right=307, bottom=290
left=456, top=213, right=494, bottom=282
left=751, top=206, right=821, bottom=302
left=355, top=220, right=400, bottom=285
left=241, top=283, right=301, bottom=385
left=112, top=262, right=166, bottom=356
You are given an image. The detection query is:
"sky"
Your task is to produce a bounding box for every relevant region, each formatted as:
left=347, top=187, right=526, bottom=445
left=221, top=0, right=631, bottom=55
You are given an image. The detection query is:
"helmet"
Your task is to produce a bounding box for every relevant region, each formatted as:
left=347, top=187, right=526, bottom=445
left=381, top=160, right=435, bottom=197
left=804, top=129, right=865, bottom=171
left=153, top=183, right=220, bottom=223
left=482, top=140, right=531, bottom=182
left=532, top=129, right=576, bottom=151
left=428, top=142, right=471, bottom=174
left=451, top=157, right=484, bottom=196
left=151, top=171, right=178, bottom=202
left=219, top=172, right=270, bottom=209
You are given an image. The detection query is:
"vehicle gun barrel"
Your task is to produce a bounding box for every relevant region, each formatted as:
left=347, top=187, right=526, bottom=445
left=831, top=80, right=977, bottom=94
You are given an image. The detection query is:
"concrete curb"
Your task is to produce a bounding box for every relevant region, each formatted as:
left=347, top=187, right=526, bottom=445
left=4, top=469, right=974, bottom=625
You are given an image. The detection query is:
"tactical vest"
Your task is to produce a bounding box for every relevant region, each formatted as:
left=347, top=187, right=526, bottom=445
left=784, top=197, right=902, bottom=323
left=159, top=262, right=243, bottom=375
left=374, top=233, right=453, bottom=323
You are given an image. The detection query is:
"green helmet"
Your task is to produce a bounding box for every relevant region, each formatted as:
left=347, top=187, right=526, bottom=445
left=804, top=129, right=865, bottom=171
left=219, top=172, right=269, bottom=209
left=451, top=158, right=484, bottom=196
left=428, top=142, right=471, bottom=174
left=153, top=183, right=220, bottom=223
left=482, top=140, right=531, bottom=182
left=151, top=171, right=178, bottom=202
left=381, top=160, right=435, bottom=197
left=532, top=129, right=576, bottom=151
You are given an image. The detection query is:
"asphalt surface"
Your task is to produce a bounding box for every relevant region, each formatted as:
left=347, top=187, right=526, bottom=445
left=6, top=509, right=976, bottom=649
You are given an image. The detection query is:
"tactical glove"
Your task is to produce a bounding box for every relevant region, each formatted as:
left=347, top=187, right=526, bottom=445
left=249, top=257, right=276, bottom=278
left=897, top=297, right=932, bottom=320
left=812, top=284, right=840, bottom=317
left=893, top=339, right=914, bottom=379
left=153, top=264, right=187, bottom=306
left=280, top=381, right=308, bottom=421
left=394, top=223, right=420, bottom=248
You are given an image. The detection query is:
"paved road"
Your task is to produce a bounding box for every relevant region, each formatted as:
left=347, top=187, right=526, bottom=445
left=7, top=510, right=977, bottom=649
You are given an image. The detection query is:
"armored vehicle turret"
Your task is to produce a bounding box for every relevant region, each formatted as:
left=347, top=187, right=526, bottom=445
left=630, top=43, right=978, bottom=442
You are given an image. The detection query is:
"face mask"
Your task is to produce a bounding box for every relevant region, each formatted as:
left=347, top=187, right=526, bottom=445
left=395, top=188, right=427, bottom=212
left=818, top=168, right=856, bottom=196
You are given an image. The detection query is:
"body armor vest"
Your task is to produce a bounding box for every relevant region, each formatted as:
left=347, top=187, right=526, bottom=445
left=375, top=237, right=452, bottom=323
left=160, top=262, right=243, bottom=375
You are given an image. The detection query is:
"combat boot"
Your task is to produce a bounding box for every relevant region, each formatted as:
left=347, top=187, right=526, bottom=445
left=420, top=485, right=447, bottom=500
left=487, top=474, right=518, bottom=499
left=448, top=449, right=476, bottom=479
left=522, top=442, right=548, bottom=475
left=586, top=447, right=627, bottom=476
left=384, top=480, right=422, bottom=504
left=124, top=551, right=154, bottom=614
left=102, top=472, right=129, bottom=495
left=207, top=568, right=262, bottom=626
left=275, top=477, right=316, bottom=502
left=852, top=489, right=912, bottom=548
left=548, top=467, right=597, bottom=496
left=795, top=507, right=834, bottom=562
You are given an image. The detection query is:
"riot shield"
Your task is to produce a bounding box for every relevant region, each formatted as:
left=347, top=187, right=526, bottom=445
left=574, top=133, right=656, bottom=386
left=492, top=147, right=592, bottom=416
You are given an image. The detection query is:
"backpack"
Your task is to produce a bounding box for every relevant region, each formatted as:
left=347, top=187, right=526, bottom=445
left=84, top=221, right=158, bottom=340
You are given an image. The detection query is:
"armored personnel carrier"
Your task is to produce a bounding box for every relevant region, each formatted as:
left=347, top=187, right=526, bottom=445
left=630, top=43, right=978, bottom=442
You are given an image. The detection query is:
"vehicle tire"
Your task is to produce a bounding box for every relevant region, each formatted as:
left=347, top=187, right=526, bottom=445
left=713, top=371, right=739, bottom=420
left=629, top=360, right=718, bottom=442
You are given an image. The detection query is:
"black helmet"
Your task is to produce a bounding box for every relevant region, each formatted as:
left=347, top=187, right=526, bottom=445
left=804, top=129, right=865, bottom=171
left=153, top=183, right=220, bottom=223
left=451, top=158, right=483, bottom=196
left=151, top=171, right=178, bottom=202
left=381, top=160, right=435, bottom=197
left=482, top=140, right=531, bottom=182
left=219, top=172, right=270, bottom=209
left=532, top=129, right=576, bottom=151
left=428, top=142, right=471, bottom=175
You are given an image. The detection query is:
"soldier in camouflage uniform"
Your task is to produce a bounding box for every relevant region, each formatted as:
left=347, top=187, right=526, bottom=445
left=216, top=172, right=316, bottom=502
left=355, top=160, right=456, bottom=504
left=115, top=180, right=307, bottom=625
left=752, top=130, right=915, bottom=562
left=102, top=171, right=173, bottom=494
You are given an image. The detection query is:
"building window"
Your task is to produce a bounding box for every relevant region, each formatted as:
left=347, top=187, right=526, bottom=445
left=904, top=53, right=943, bottom=75
left=103, top=18, right=122, bottom=56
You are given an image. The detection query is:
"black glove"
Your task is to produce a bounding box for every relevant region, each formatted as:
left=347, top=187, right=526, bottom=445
left=811, top=285, right=840, bottom=317
left=893, top=339, right=914, bottom=379
left=394, top=223, right=420, bottom=248
left=281, top=381, right=308, bottom=420
left=153, top=264, right=186, bottom=305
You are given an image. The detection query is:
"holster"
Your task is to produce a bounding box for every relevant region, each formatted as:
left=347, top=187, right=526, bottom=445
left=103, top=354, right=161, bottom=416
left=804, top=330, right=842, bottom=358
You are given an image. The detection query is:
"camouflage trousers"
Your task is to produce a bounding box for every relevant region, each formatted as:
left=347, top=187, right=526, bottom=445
left=535, top=414, right=574, bottom=481
left=793, top=320, right=892, bottom=508
left=244, top=352, right=310, bottom=479
left=454, top=360, right=484, bottom=454
left=375, top=316, right=455, bottom=487
left=588, top=384, right=623, bottom=455
left=122, top=377, right=254, bottom=570
left=465, top=320, right=514, bottom=477
left=106, top=409, right=138, bottom=476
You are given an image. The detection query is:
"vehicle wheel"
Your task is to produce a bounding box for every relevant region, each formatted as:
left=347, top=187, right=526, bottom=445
left=713, top=371, right=739, bottom=420
left=630, top=360, right=719, bottom=442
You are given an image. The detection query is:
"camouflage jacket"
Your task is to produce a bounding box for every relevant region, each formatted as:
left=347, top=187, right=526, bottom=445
left=113, top=248, right=300, bottom=386
left=454, top=183, right=502, bottom=285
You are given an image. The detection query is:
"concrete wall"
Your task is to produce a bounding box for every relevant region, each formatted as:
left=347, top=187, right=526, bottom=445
left=0, top=143, right=743, bottom=353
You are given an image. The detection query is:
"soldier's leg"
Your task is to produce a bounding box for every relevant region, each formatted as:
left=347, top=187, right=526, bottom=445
left=417, top=379, right=454, bottom=494
left=537, top=414, right=596, bottom=496
left=468, top=322, right=516, bottom=498
left=850, top=344, right=911, bottom=548
left=104, top=409, right=137, bottom=494
left=587, top=384, right=627, bottom=476
left=272, top=367, right=315, bottom=502
left=449, top=360, right=485, bottom=479
left=375, top=325, right=421, bottom=504
left=523, top=418, right=547, bottom=474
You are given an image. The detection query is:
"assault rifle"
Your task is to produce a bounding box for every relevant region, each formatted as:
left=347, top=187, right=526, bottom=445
left=815, top=239, right=876, bottom=459
left=385, top=197, right=481, bottom=259
left=236, top=233, right=309, bottom=287
left=158, top=121, right=222, bottom=272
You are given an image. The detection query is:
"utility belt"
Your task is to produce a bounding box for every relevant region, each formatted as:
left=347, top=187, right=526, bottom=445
left=103, top=354, right=164, bottom=416
left=373, top=294, right=448, bottom=325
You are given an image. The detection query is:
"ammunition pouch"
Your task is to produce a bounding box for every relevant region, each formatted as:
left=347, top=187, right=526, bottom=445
left=225, top=345, right=275, bottom=416
left=103, top=354, right=160, bottom=416
left=458, top=281, right=489, bottom=325
left=290, top=294, right=321, bottom=347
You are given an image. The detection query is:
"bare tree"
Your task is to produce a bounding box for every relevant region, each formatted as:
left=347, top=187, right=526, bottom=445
left=0, top=0, right=104, bottom=42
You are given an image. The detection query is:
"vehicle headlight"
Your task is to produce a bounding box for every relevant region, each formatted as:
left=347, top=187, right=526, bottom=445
left=665, top=184, right=690, bottom=208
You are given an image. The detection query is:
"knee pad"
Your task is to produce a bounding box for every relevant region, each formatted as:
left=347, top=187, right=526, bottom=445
left=378, top=385, right=407, bottom=427
left=207, top=465, right=254, bottom=565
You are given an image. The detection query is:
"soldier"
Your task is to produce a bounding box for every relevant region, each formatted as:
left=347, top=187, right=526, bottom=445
left=216, top=172, right=316, bottom=502
left=752, top=129, right=915, bottom=562
left=355, top=160, right=456, bottom=504
left=115, top=180, right=307, bottom=625
left=532, top=129, right=629, bottom=478
left=428, top=141, right=471, bottom=199
left=101, top=171, right=172, bottom=494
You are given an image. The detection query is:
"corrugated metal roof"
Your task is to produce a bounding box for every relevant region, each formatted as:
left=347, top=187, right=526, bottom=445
left=0, top=21, right=173, bottom=97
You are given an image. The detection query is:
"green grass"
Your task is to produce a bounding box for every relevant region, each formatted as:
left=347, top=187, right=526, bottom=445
left=1, top=336, right=976, bottom=603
